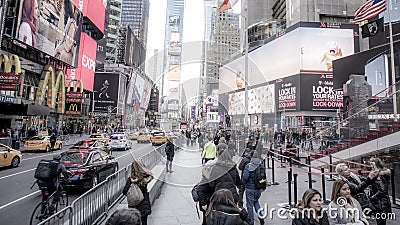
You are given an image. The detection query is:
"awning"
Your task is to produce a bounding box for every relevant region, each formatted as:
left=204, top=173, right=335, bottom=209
left=0, top=103, right=50, bottom=116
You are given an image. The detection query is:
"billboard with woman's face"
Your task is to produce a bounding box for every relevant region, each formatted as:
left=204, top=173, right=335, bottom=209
left=16, top=0, right=82, bottom=67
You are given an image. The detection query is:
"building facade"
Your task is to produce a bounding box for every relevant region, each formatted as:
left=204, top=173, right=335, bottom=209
left=104, top=0, right=123, bottom=62
left=121, top=0, right=150, bottom=48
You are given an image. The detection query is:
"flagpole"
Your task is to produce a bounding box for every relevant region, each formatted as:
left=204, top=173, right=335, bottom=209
left=243, top=0, right=249, bottom=131
left=388, top=0, right=398, bottom=121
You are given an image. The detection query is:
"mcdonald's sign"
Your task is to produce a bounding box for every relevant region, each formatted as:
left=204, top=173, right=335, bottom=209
left=66, top=80, right=84, bottom=103
left=0, top=54, right=22, bottom=91
left=65, top=102, right=81, bottom=115
left=35, top=65, right=66, bottom=114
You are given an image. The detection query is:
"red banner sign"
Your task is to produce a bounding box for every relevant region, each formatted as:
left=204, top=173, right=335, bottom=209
left=0, top=73, right=20, bottom=84
left=0, top=84, right=18, bottom=91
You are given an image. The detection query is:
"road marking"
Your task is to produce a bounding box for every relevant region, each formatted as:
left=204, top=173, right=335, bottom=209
left=0, top=190, right=41, bottom=211
left=115, top=144, right=152, bottom=160
left=0, top=168, right=36, bottom=180
left=22, top=153, right=55, bottom=161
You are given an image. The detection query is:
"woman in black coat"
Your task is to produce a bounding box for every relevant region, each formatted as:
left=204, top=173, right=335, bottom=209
left=292, top=189, right=329, bottom=225
left=123, top=160, right=153, bottom=225
left=205, top=189, right=251, bottom=225
left=369, top=158, right=392, bottom=225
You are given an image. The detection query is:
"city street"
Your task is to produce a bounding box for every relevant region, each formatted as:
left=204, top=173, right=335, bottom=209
left=0, top=140, right=157, bottom=225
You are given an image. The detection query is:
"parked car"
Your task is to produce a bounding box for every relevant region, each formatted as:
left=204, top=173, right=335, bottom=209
left=151, top=131, right=167, bottom=146
left=0, top=143, right=22, bottom=168
left=70, top=140, right=111, bottom=153
left=60, top=149, right=118, bottom=189
left=89, top=133, right=110, bottom=142
left=137, top=132, right=151, bottom=143
left=24, top=136, right=62, bottom=152
left=108, top=134, right=131, bottom=150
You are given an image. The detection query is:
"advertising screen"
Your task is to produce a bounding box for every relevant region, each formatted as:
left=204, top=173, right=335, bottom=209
left=93, top=73, right=119, bottom=112
left=132, top=75, right=144, bottom=111
left=300, top=74, right=343, bottom=111
left=168, top=65, right=180, bottom=80
left=365, top=54, right=388, bottom=97
left=169, top=80, right=179, bottom=93
left=248, top=84, right=275, bottom=114
left=140, top=81, right=151, bottom=109
left=219, top=24, right=356, bottom=94
left=228, top=91, right=245, bottom=115
left=275, top=75, right=300, bottom=112
left=16, top=0, right=83, bottom=67
left=169, top=15, right=180, bottom=27
left=66, top=32, right=97, bottom=91
left=74, top=0, right=106, bottom=33
left=125, top=26, right=145, bottom=67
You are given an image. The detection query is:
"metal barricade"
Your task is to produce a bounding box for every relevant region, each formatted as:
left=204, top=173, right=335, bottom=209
left=38, top=145, right=165, bottom=225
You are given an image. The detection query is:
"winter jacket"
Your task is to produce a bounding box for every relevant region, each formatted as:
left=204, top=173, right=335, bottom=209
left=327, top=198, right=367, bottom=225
left=165, top=141, right=175, bottom=156
left=122, top=178, right=152, bottom=216
left=292, top=211, right=329, bottom=225
left=343, top=174, right=373, bottom=197
left=217, top=142, right=228, bottom=156
left=205, top=205, right=251, bottom=225
left=238, top=156, right=251, bottom=178
left=197, top=177, right=214, bottom=208
left=199, top=160, right=241, bottom=203
left=242, top=158, right=265, bottom=190
left=202, top=141, right=217, bottom=159
left=370, top=169, right=392, bottom=214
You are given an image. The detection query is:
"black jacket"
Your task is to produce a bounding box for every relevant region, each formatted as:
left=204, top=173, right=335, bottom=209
left=206, top=205, right=251, bottom=225
left=123, top=178, right=152, bottom=216
left=238, top=156, right=251, bottom=178
left=370, top=169, right=392, bottom=214
left=345, top=174, right=373, bottom=197
left=292, top=211, right=329, bottom=225
left=165, top=141, right=175, bottom=156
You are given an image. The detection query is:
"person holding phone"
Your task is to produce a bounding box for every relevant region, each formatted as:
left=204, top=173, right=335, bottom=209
left=368, top=158, right=392, bottom=225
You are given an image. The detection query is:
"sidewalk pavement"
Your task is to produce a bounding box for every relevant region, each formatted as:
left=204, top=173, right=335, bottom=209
left=103, top=143, right=400, bottom=225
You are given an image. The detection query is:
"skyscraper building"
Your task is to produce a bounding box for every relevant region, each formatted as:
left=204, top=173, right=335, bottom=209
left=121, top=0, right=150, bottom=48
left=162, top=0, right=185, bottom=119
left=104, top=0, right=123, bottom=61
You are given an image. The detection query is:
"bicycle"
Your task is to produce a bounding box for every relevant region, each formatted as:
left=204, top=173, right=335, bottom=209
left=30, top=180, right=69, bottom=225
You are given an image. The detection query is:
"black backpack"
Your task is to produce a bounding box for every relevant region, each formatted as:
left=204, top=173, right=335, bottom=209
left=253, top=164, right=267, bottom=190
left=191, top=184, right=200, bottom=202
left=34, top=160, right=59, bottom=182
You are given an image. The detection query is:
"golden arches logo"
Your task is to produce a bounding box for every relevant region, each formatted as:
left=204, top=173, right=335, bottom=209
left=67, top=80, right=83, bottom=93
left=35, top=65, right=66, bottom=114
left=0, top=54, right=21, bottom=74
left=69, top=103, right=78, bottom=111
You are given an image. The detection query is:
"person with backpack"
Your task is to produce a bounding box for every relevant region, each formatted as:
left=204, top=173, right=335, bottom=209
left=202, top=136, right=217, bottom=164
left=165, top=139, right=175, bottom=172
left=50, top=133, right=57, bottom=152
left=242, top=151, right=266, bottom=225
left=36, top=154, right=71, bottom=215
left=238, top=148, right=253, bottom=208
left=122, top=160, right=153, bottom=225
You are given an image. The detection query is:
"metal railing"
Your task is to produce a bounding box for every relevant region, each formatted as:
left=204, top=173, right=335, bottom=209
left=37, top=145, right=165, bottom=225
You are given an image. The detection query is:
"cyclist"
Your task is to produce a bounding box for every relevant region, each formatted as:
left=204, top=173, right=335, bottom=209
left=38, top=154, right=71, bottom=214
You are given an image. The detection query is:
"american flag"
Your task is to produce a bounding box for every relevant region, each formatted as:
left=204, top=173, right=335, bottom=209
left=353, top=0, right=386, bottom=23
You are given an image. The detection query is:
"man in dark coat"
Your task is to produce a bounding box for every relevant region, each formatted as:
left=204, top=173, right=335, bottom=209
left=165, top=139, right=175, bottom=172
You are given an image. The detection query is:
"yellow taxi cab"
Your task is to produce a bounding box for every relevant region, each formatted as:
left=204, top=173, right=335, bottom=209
left=89, top=133, right=110, bottom=142
left=137, top=132, right=151, bottom=143
left=0, top=143, right=22, bottom=168
left=151, top=131, right=167, bottom=146
left=24, top=136, right=63, bottom=152
left=128, top=131, right=140, bottom=140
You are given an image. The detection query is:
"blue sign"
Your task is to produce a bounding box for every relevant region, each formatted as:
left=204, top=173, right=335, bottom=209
left=0, top=94, right=14, bottom=104
left=191, top=106, right=196, bottom=120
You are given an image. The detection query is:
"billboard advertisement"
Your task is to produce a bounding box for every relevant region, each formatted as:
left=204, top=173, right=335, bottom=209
left=125, top=26, right=145, bottom=67
left=219, top=23, right=357, bottom=94
left=169, top=15, right=180, bottom=27
left=228, top=91, right=245, bottom=115
left=66, top=32, right=97, bottom=91
left=73, top=0, right=105, bottom=33
left=248, top=84, right=275, bottom=114
left=275, top=75, right=300, bottom=112
left=168, top=65, right=180, bottom=80
left=169, top=80, right=179, bottom=93
left=168, top=42, right=181, bottom=56
left=169, top=55, right=180, bottom=65
left=16, top=0, right=83, bottom=67
left=300, top=74, right=343, bottom=111
left=140, top=81, right=151, bottom=109
left=93, top=73, right=119, bottom=112
left=132, top=75, right=144, bottom=111
left=365, top=54, right=389, bottom=97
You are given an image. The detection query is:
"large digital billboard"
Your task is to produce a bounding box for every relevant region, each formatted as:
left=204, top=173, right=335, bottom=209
left=74, top=0, right=106, bottom=33
left=66, top=32, right=97, bottom=91
left=168, top=65, right=180, bottom=80
left=275, top=75, right=300, bottom=112
left=140, top=81, right=151, bottom=110
left=132, top=75, right=144, bottom=111
left=93, top=73, right=119, bottom=112
left=219, top=23, right=357, bottom=94
left=248, top=84, right=275, bottom=114
left=16, top=0, right=83, bottom=67
left=125, top=26, right=145, bottom=67
left=228, top=91, right=245, bottom=115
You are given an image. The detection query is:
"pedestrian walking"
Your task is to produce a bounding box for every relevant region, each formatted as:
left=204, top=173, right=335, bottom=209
left=292, top=189, right=329, bottom=225
left=122, top=160, right=153, bottom=225
left=202, top=136, right=217, bottom=164
left=328, top=179, right=368, bottom=225
left=238, top=148, right=253, bottom=208
left=50, top=133, right=57, bottom=152
left=205, top=189, right=251, bottom=225
left=242, top=151, right=266, bottom=225
left=165, top=139, right=175, bottom=173
left=217, top=137, right=228, bottom=156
